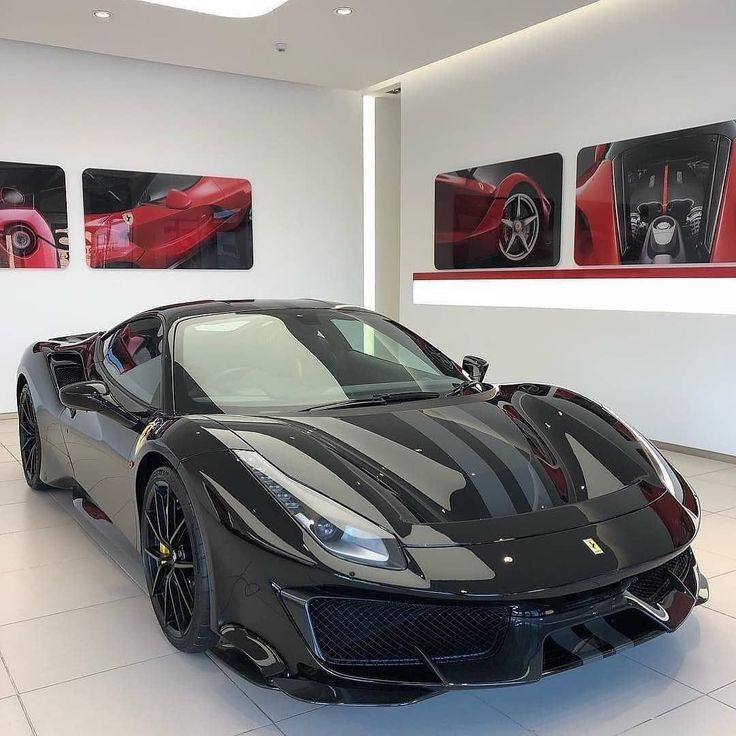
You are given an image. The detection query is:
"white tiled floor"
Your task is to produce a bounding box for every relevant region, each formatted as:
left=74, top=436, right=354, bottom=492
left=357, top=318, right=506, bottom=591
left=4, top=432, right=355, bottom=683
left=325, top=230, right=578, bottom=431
left=2, top=416, right=736, bottom=735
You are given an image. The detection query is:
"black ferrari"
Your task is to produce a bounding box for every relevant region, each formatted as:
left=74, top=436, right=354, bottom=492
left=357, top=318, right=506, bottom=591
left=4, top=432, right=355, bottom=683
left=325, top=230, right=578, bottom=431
left=16, top=299, right=706, bottom=705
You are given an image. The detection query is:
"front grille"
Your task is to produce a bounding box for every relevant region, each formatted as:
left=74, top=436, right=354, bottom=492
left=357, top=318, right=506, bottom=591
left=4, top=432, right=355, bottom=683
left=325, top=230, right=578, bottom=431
left=307, top=597, right=510, bottom=666
left=628, top=549, right=692, bottom=603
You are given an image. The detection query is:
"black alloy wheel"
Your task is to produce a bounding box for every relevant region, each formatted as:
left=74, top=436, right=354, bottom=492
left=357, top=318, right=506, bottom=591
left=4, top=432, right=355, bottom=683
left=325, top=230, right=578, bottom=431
left=18, top=385, right=46, bottom=490
left=141, top=466, right=218, bottom=652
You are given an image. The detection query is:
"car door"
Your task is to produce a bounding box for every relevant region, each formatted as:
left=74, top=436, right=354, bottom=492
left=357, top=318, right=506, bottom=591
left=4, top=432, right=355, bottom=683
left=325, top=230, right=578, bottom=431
left=132, top=175, right=215, bottom=266
left=61, top=315, right=164, bottom=544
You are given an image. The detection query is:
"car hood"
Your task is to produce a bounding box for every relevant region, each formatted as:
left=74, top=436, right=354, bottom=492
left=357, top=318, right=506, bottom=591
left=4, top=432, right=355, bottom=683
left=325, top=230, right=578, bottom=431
left=204, top=384, right=671, bottom=546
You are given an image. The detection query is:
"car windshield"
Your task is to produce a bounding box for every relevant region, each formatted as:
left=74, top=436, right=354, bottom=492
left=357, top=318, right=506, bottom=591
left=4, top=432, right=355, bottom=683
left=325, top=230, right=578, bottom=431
left=172, top=309, right=467, bottom=414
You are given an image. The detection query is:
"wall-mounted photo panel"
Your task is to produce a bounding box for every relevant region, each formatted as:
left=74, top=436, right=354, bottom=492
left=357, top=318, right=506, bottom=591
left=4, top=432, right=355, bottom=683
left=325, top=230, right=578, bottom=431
left=0, top=162, right=68, bottom=269
left=83, top=169, right=253, bottom=269
left=575, top=121, right=736, bottom=266
left=434, top=153, right=562, bottom=269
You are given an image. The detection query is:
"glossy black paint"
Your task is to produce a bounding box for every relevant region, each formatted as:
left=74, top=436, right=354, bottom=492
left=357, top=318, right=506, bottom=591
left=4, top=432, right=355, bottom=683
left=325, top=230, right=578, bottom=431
left=16, top=299, right=705, bottom=705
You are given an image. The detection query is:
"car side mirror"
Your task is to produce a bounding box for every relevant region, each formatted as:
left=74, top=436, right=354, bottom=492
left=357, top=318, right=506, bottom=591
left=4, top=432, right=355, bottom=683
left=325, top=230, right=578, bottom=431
left=462, top=355, right=489, bottom=383
left=59, top=381, right=113, bottom=413
left=165, top=188, right=192, bottom=210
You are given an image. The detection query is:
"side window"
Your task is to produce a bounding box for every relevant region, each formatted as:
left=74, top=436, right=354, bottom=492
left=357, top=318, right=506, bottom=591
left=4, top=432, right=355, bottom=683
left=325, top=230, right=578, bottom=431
left=142, top=174, right=201, bottom=204
left=102, top=317, right=163, bottom=407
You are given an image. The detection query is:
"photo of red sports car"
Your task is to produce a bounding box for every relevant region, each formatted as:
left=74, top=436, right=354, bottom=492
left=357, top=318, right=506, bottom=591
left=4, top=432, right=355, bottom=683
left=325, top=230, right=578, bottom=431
left=83, top=169, right=253, bottom=269
left=575, top=120, right=736, bottom=266
left=434, top=153, right=562, bottom=269
left=0, top=163, right=68, bottom=269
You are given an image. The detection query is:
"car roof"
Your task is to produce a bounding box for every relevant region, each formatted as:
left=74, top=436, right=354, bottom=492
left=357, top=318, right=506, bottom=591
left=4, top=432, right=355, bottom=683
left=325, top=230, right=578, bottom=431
left=133, top=299, right=362, bottom=323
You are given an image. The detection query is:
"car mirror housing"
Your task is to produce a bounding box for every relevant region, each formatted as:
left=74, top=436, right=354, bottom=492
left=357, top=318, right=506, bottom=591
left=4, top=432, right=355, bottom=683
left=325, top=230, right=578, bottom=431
left=165, top=188, right=192, bottom=210
left=59, top=380, right=113, bottom=413
left=462, top=355, right=489, bottom=383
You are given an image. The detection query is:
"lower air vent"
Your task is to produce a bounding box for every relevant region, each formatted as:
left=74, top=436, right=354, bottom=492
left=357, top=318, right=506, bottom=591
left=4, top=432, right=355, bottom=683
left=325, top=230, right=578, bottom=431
left=628, top=548, right=692, bottom=603
left=307, top=597, right=510, bottom=666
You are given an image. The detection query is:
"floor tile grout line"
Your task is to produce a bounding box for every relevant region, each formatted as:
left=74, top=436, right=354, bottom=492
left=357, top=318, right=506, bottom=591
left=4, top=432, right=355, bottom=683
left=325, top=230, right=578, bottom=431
left=701, top=597, right=736, bottom=622
left=273, top=709, right=326, bottom=725
left=15, top=650, right=180, bottom=697
left=618, top=651, right=711, bottom=696
left=0, top=550, right=107, bottom=577
left=0, top=646, right=39, bottom=736
left=0, top=646, right=20, bottom=696
left=611, top=692, right=705, bottom=735
left=467, top=690, right=537, bottom=733
left=706, top=691, right=736, bottom=711
left=643, top=691, right=703, bottom=721
left=0, top=496, right=66, bottom=508
left=686, top=467, right=736, bottom=481
left=14, top=694, right=39, bottom=736
left=234, top=725, right=288, bottom=736
left=0, top=591, right=145, bottom=630
left=206, top=650, right=295, bottom=727
left=709, top=678, right=736, bottom=699
left=0, top=519, right=75, bottom=538
left=692, top=549, right=736, bottom=564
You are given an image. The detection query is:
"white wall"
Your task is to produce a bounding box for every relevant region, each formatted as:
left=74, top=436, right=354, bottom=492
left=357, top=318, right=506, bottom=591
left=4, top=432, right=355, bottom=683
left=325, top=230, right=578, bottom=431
left=400, top=0, right=736, bottom=455
left=0, top=40, right=362, bottom=413
left=374, top=96, right=401, bottom=319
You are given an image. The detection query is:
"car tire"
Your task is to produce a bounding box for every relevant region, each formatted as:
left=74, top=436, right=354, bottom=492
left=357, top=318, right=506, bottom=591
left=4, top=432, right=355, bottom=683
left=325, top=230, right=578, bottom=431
left=18, top=384, right=50, bottom=491
left=141, top=466, right=219, bottom=653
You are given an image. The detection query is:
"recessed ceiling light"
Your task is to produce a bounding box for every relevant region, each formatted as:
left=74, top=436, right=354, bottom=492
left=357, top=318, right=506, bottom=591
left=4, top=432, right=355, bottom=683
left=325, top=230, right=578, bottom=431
left=136, top=0, right=291, bottom=17
left=93, top=9, right=112, bottom=19
left=334, top=6, right=354, bottom=16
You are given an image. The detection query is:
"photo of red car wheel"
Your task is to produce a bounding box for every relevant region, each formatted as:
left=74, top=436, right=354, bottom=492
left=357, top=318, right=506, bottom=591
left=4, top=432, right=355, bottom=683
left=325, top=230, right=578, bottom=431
left=434, top=152, right=561, bottom=270
left=5, top=223, right=38, bottom=258
left=499, top=188, right=541, bottom=262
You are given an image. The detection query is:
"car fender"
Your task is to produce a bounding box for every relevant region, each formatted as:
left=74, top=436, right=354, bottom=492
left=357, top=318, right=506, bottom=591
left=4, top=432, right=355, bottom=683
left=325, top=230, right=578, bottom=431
left=474, top=172, right=549, bottom=238
left=16, top=344, right=75, bottom=484
left=575, top=158, right=619, bottom=265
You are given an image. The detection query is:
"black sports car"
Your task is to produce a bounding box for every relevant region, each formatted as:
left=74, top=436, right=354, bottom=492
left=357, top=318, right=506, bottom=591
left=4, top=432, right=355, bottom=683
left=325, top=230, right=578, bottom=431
left=16, top=299, right=707, bottom=705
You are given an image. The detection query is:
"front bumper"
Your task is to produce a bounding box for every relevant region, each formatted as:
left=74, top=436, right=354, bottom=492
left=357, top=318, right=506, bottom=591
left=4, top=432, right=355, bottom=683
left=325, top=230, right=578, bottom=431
left=216, top=547, right=706, bottom=705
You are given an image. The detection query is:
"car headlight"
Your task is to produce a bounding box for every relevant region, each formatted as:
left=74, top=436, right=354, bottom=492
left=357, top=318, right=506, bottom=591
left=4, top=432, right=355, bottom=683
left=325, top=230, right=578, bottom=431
left=235, top=450, right=406, bottom=570
left=626, top=427, right=683, bottom=503
left=592, top=397, right=685, bottom=504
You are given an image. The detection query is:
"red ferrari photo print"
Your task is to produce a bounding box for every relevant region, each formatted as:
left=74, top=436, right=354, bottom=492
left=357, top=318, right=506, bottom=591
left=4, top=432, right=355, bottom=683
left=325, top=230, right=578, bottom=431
left=575, top=121, right=736, bottom=266
left=0, top=162, right=68, bottom=269
left=434, top=153, right=562, bottom=269
left=83, top=169, right=253, bottom=269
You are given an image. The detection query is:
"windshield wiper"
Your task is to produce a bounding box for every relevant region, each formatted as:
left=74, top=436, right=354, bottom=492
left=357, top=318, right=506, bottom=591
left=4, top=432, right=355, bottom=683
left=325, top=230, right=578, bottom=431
left=302, top=391, right=440, bottom=412
left=445, top=380, right=482, bottom=397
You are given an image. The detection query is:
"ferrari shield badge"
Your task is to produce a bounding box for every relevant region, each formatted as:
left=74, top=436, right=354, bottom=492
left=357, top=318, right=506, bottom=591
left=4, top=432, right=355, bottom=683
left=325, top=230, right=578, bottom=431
left=583, top=538, right=604, bottom=555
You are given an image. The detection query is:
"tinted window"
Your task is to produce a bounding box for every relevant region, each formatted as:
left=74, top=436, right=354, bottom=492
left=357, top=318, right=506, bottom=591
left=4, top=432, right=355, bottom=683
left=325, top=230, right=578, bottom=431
left=173, top=309, right=466, bottom=415
left=103, top=317, right=163, bottom=406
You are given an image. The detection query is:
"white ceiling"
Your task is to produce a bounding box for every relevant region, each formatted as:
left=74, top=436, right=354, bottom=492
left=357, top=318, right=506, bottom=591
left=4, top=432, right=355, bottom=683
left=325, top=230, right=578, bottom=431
left=0, top=0, right=595, bottom=90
